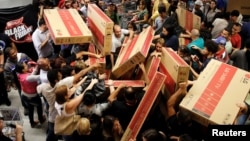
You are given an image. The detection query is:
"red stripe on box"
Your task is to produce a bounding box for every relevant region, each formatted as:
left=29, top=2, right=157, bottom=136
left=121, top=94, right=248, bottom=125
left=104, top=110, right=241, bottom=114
left=159, top=63, right=176, bottom=94
left=193, top=63, right=237, bottom=117
left=88, top=44, right=96, bottom=64
left=57, top=9, right=83, bottom=36
left=88, top=18, right=104, bottom=46
left=105, top=80, right=145, bottom=87
left=147, top=57, right=160, bottom=80
left=165, top=48, right=187, bottom=66
left=90, top=4, right=113, bottom=22
left=141, top=28, right=153, bottom=56
left=126, top=72, right=166, bottom=140
left=120, top=36, right=139, bottom=64
left=185, top=11, right=193, bottom=31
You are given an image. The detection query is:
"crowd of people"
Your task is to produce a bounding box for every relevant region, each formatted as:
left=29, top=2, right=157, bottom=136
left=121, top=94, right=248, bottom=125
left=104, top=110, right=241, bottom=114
left=0, top=0, right=250, bottom=141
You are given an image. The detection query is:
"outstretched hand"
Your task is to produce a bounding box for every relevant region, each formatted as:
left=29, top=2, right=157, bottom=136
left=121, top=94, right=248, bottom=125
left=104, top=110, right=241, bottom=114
left=86, top=78, right=98, bottom=90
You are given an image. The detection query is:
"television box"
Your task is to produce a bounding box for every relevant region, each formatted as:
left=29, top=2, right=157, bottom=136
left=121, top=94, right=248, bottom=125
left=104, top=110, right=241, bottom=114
left=159, top=48, right=190, bottom=97
left=87, top=4, right=114, bottom=55
left=112, top=26, right=154, bottom=79
left=180, top=59, right=250, bottom=126
left=105, top=80, right=145, bottom=88
left=227, top=0, right=250, bottom=16
left=176, top=6, right=201, bottom=31
left=121, top=72, right=166, bottom=141
left=43, top=9, right=92, bottom=45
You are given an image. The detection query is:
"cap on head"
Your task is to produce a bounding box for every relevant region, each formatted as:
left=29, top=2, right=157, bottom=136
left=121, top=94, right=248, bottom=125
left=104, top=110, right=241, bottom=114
left=195, top=1, right=203, bottom=6
left=212, top=36, right=226, bottom=45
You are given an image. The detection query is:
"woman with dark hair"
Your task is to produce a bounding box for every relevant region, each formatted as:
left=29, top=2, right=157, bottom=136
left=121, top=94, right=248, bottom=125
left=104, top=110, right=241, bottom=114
left=153, top=24, right=179, bottom=51
left=203, top=0, right=221, bottom=29
left=102, top=115, right=124, bottom=141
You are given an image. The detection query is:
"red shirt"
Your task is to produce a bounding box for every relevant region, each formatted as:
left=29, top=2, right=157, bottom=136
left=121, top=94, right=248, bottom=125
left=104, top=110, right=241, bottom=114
left=230, top=33, right=241, bottom=49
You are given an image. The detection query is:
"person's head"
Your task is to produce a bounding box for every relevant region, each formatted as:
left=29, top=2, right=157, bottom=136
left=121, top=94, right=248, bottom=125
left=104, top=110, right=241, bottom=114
left=76, top=118, right=91, bottom=135
left=176, top=109, right=192, bottom=127
left=37, top=58, right=51, bottom=71
left=155, top=38, right=165, bottom=52
left=127, top=22, right=137, bottom=32
left=47, top=69, right=62, bottom=87
left=232, top=22, right=241, bottom=35
left=230, top=10, right=240, bottom=22
left=38, top=18, right=48, bottom=32
left=220, top=28, right=231, bottom=40
left=15, top=62, right=29, bottom=74
left=190, top=29, right=200, bottom=40
left=113, top=24, right=122, bottom=38
left=123, top=86, right=138, bottom=106
left=141, top=128, right=166, bottom=141
left=162, top=24, right=175, bottom=37
left=194, top=0, right=202, bottom=10
left=107, top=2, right=115, bottom=11
left=102, top=115, right=122, bottom=136
left=203, top=39, right=219, bottom=55
left=138, top=0, right=146, bottom=10
left=53, top=57, right=66, bottom=69
left=84, top=0, right=90, bottom=6
left=178, top=45, right=190, bottom=58
left=158, top=3, right=167, bottom=18
left=74, top=60, right=87, bottom=73
left=209, top=0, right=216, bottom=10
left=60, top=65, right=75, bottom=79
left=212, top=36, right=226, bottom=48
left=5, top=47, right=17, bottom=61
left=71, top=0, right=79, bottom=9
left=82, top=90, right=96, bottom=106
left=59, top=48, right=72, bottom=59
left=55, top=85, right=69, bottom=104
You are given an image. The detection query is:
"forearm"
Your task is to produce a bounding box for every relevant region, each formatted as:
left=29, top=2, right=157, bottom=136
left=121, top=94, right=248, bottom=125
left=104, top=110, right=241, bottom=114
left=39, top=38, right=49, bottom=49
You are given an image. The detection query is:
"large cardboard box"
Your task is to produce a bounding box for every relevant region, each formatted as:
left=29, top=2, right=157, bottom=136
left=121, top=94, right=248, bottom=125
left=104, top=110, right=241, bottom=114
left=43, top=9, right=92, bottom=45
left=87, top=4, right=114, bottom=55
left=121, top=72, right=166, bottom=141
left=227, top=0, right=250, bottom=16
left=180, top=59, right=250, bottom=126
left=159, top=48, right=190, bottom=96
left=112, top=26, right=154, bottom=79
left=176, top=7, right=201, bottom=31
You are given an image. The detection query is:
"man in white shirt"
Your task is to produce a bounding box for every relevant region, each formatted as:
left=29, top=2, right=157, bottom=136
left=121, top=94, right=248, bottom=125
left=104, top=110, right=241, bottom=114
left=110, top=25, right=134, bottom=68
left=32, top=19, right=54, bottom=58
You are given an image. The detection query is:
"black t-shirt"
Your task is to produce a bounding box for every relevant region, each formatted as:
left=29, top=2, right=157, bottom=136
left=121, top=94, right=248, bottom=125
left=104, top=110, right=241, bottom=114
left=0, top=133, right=12, bottom=141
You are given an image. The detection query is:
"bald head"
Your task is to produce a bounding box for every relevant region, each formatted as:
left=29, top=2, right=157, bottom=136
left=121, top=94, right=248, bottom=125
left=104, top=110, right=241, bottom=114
left=113, top=24, right=122, bottom=38
left=191, top=29, right=200, bottom=37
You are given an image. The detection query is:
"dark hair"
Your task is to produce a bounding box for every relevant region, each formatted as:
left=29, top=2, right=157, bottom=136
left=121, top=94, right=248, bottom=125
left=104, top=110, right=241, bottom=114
left=178, top=45, right=190, bottom=57
left=230, top=10, right=240, bottom=17
left=142, top=129, right=166, bottom=141
left=4, top=47, right=13, bottom=56
left=158, top=3, right=166, bottom=14
left=224, top=27, right=232, bottom=35
left=59, top=48, right=72, bottom=58
left=55, top=85, right=68, bottom=104
left=38, top=18, right=46, bottom=26
left=60, top=65, right=74, bottom=78
left=82, top=90, right=96, bottom=106
left=47, top=69, right=60, bottom=87
left=233, top=22, right=242, bottom=27
left=205, top=40, right=219, bottom=54
left=15, top=62, right=25, bottom=73
left=124, top=86, right=137, bottom=101
left=177, top=109, right=192, bottom=126
left=163, top=24, right=176, bottom=37
left=102, top=115, right=116, bottom=136
left=54, top=57, right=66, bottom=69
